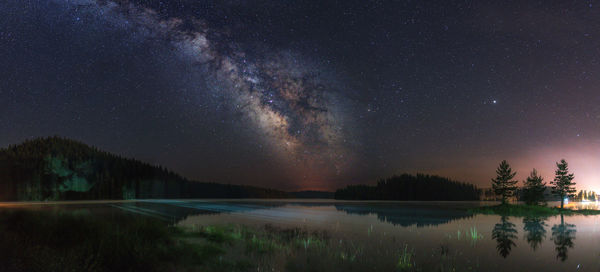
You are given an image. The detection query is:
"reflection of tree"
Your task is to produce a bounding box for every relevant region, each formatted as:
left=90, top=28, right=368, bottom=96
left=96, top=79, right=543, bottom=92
left=551, top=214, right=576, bottom=261
left=523, top=217, right=547, bottom=251
left=492, top=216, right=517, bottom=258
left=335, top=204, right=473, bottom=227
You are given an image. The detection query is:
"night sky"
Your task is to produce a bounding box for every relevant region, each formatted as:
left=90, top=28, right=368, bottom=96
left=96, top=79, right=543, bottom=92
left=2, top=0, right=600, bottom=191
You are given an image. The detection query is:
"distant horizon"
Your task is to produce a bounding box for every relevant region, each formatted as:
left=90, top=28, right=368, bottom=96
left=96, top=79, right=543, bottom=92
left=3, top=136, right=597, bottom=194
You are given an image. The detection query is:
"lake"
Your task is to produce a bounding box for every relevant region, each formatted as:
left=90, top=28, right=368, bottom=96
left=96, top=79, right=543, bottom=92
left=2, top=199, right=597, bottom=271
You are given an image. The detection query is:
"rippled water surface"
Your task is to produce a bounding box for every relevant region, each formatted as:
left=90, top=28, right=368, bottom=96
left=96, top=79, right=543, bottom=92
left=4, top=200, right=599, bottom=271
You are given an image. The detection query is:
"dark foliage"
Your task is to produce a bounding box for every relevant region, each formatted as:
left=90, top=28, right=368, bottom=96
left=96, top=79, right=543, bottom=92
left=492, top=216, right=518, bottom=258
left=522, top=169, right=546, bottom=206
left=470, top=203, right=600, bottom=216
left=491, top=160, right=518, bottom=204
left=334, top=174, right=481, bottom=201
left=551, top=159, right=576, bottom=209
left=551, top=214, right=576, bottom=262
left=522, top=216, right=547, bottom=251
left=335, top=204, right=473, bottom=227
left=0, top=209, right=182, bottom=271
left=0, top=137, right=290, bottom=200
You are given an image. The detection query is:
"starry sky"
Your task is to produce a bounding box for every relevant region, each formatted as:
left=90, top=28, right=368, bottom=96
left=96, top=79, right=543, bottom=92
left=2, top=0, right=600, bottom=191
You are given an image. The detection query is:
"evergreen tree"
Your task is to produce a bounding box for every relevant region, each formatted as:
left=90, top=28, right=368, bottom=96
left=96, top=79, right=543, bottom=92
left=491, top=160, right=518, bottom=204
left=550, top=159, right=576, bottom=209
left=522, top=169, right=546, bottom=206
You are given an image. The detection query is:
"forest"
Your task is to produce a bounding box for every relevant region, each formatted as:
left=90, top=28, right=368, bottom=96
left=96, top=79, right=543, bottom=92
left=334, top=174, right=481, bottom=200
left=0, top=137, right=290, bottom=201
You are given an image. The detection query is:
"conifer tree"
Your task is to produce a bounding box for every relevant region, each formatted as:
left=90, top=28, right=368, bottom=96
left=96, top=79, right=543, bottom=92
left=492, top=160, right=518, bottom=204
left=522, top=169, right=546, bottom=206
left=551, top=159, right=576, bottom=209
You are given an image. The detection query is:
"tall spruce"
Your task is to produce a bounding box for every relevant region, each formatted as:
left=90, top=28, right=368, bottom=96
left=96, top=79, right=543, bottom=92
left=492, top=160, right=518, bottom=204
left=551, top=159, right=576, bottom=209
left=522, top=169, right=546, bottom=206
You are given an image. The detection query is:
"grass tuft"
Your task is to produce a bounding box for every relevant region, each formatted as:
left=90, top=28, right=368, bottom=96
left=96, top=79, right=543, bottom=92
left=396, top=244, right=414, bottom=271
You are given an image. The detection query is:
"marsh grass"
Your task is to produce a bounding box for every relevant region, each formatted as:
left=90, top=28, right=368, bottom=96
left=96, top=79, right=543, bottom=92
left=0, top=209, right=182, bottom=271
left=396, top=244, right=414, bottom=271
left=468, top=227, right=483, bottom=244
left=469, top=204, right=600, bottom=217
left=0, top=209, right=477, bottom=272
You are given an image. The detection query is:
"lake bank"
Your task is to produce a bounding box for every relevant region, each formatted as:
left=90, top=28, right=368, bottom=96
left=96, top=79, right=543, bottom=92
left=1, top=200, right=599, bottom=271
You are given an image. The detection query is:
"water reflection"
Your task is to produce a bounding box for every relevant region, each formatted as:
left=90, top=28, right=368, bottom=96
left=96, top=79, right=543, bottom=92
left=522, top=216, right=547, bottom=251
left=110, top=201, right=476, bottom=228
left=551, top=214, right=576, bottom=261
left=5, top=200, right=600, bottom=270
left=335, top=204, right=473, bottom=227
left=492, top=216, right=518, bottom=258
left=109, top=200, right=289, bottom=222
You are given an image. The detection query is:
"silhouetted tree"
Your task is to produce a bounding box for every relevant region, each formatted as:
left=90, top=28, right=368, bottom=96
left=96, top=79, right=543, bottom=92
left=551, top=159, right=576, bottom=209
left=551, top=214, right=576, bottom=261
left=522, top=169, right=546, bottom=206
left=523, top=217, right=547, bottom=251
left=491, top=160, right=518, bottom=204
left=492, top=216, right=518, bottom=258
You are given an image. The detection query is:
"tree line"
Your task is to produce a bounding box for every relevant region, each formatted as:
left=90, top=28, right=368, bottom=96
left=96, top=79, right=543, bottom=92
left=334, top=173, right=481, bottom=200
left=0, top=137, right=291, bottom=201
left=491, top=159, right=576, bottom=208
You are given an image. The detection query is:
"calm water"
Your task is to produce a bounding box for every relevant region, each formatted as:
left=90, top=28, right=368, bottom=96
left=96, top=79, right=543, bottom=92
left=3, top=200, right=599, bottom=271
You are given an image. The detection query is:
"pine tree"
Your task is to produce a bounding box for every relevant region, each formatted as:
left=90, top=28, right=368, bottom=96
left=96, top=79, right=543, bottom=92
left=522, top=169, right=546, bottom=206
left=492, top=160, right=518, bottom=204
left=551, top=159, right=576, bottom=209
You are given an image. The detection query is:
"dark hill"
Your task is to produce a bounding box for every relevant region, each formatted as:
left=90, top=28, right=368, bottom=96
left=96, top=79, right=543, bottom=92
left=0, top=137, right=289, bottom=201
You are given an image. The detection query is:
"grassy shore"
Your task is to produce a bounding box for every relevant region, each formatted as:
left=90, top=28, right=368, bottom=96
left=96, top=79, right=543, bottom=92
left=6, top=203, right=599, bottom=271
left=0, top=209, right=428, bottom=272
left=469, top=203, right=600, bottom=217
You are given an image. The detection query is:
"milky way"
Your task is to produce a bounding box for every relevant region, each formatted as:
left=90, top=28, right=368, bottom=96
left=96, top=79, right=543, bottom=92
left=69, top=0, right=356, bottom=186
left=3, top=0, right=600, bottom=191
